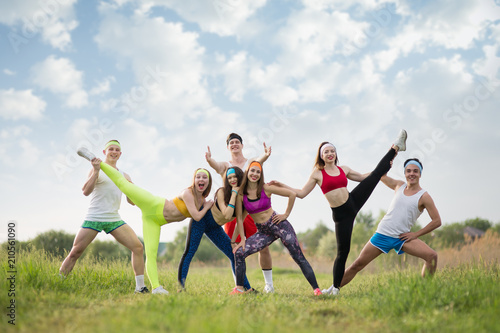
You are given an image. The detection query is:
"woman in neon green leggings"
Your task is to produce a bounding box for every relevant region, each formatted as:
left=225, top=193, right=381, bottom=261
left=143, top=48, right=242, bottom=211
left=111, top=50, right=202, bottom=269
left=77, top=146, right=214, bottom=295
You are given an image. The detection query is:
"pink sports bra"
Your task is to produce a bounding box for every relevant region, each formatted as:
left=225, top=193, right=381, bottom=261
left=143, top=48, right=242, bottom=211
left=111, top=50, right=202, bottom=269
left=243, top=188, right=272, bottom=214
left=320, top=167, right=348, bottom=194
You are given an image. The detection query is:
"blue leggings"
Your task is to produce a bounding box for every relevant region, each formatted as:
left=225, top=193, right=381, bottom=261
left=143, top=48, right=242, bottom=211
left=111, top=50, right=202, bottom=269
left=178, top=210, right=251, bottom=290
left=235, top=213, right=319, bottom=290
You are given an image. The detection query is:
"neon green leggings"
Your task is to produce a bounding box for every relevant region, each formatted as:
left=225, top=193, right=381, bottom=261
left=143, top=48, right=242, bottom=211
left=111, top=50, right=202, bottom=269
left=100, top=162, right=168, bottom=289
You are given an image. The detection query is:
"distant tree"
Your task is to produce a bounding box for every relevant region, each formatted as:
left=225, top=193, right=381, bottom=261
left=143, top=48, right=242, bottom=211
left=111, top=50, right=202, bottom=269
left=296, top=221, right=331, bottom=255
left=355, top=211, right=375, bottom=229
left=86, top=239, right=130, bottom=261
left=434, top=222, right=466, bottom=248
left=30, top=230, right=75, bottom=258
left=316, top=231, right=337, bottom=259
left=463, top=217, right=492, bottom=231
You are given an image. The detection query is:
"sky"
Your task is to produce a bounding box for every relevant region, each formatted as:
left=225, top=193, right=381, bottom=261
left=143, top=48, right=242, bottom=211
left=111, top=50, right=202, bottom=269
left=1, top=0, right=500, bottom=244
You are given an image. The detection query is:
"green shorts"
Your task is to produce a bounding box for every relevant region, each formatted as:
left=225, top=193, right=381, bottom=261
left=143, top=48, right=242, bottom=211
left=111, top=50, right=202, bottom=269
left=82, top=220, right=126, bottom=234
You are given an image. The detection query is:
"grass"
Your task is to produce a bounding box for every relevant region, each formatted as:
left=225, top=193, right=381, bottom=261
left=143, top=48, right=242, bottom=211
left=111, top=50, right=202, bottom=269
left=1, top=247, right=499, bottom=333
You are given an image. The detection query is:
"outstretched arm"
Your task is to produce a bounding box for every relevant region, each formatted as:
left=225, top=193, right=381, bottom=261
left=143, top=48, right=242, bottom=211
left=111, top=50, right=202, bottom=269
left=205, top=146, right=229, bottom=176
left=269, top=170, right=318, bottom=199
left=380, top=175, right=405, bottom=191
left=342, top=165, right=370, bottom=182
left=399, top=193, right=441, bottom=241
left=255, top=142, right=272, bottom=165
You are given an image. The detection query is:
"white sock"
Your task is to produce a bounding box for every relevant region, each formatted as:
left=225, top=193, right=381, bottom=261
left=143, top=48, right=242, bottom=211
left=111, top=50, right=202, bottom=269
left=135, top=275, right=145, bottom=290
left=262, top=269, right=273, bottom=286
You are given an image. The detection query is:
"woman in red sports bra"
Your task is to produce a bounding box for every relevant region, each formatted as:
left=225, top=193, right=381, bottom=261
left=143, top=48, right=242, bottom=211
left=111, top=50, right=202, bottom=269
left=271, top=130, right=407, bottom=296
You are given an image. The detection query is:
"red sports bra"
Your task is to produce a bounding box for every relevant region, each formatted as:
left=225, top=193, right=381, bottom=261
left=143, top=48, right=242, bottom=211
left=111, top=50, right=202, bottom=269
left=320, top=167, right=348, bottom=194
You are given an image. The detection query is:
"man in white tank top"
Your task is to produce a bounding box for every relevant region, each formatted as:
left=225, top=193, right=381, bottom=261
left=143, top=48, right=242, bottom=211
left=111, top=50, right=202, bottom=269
left=334, top=158, right=441, bottom=290
left=205, top=133, right=276, bottom=292
left=59, top=140, right=148, bottom=293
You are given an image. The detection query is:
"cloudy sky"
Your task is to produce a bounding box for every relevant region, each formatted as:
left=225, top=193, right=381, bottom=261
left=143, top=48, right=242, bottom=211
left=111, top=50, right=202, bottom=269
left=1, top=0, right=499, bottom=244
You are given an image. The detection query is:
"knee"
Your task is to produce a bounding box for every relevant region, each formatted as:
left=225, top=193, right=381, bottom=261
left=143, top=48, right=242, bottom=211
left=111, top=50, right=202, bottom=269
left=426, top=250, right=438, bottom=264
left=259, top=246, right=271, bottom=256
left=68, top=246, right=85, bottom=260
left=131, top=241, right=144, bottom=256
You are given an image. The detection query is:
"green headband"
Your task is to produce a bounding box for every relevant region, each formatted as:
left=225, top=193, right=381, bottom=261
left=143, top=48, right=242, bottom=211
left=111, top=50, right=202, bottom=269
left=196, top=169, right=210, bottom=178
left=105, top=141, right=121, bottom=150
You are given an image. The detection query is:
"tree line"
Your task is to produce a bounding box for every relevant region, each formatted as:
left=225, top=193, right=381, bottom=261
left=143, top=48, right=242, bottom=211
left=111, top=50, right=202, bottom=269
left=6, top=214, right=500, bottom=264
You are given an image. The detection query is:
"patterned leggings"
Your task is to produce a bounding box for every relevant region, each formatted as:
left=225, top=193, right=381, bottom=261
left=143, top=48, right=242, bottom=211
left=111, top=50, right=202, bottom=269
left=234, top=213, right=319, bottom=290
left=331, top=148, right=396, bottom=288
left=178, top=210, right=251, bottom=290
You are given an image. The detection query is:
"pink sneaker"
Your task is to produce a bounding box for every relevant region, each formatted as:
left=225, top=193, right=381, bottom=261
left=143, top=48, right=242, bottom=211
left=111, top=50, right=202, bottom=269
left=229, top=287, right=245, bottom=295
left=314, top=288, right=322, bottom=296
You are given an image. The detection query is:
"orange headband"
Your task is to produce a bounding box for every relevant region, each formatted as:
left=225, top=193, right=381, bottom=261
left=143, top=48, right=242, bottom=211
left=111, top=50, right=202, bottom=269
left=249, top=161, right=262, bottom=171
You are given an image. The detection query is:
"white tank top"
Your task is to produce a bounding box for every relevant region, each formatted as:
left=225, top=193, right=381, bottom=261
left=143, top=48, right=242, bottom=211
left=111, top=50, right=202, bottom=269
left=84, top=169, right=124, bottom=222
left=376, top=183, right=426, bottom=238
left=229, top=158, right=250, bottom=171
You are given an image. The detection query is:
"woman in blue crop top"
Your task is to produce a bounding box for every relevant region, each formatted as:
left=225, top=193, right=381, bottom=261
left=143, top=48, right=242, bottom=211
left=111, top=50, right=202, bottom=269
left=230, top=161, right=322, bottom=296
left=270, top=130, right=407, bottom=296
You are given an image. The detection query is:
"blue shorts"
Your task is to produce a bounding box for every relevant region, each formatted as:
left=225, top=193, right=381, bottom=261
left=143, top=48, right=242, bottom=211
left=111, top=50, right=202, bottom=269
left=370, top=232, right=406, bottom=255
left=82, top=220, right=126, bottom=234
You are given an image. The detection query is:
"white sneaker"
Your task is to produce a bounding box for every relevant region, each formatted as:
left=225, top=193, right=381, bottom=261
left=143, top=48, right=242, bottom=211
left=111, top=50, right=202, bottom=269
left=77, top=147, right=96, bottom=161
left=322, top=286, right=339, bottom=296
left=263, top=284, right=274, bottom=293
left=152, top=286, right=169, bottom=295
left=393, top=129, right=407, bottom=152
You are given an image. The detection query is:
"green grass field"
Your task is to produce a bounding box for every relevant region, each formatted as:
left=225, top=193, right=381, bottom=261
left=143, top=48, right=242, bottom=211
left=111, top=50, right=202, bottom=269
left=1, top=248, right=499, bottom=333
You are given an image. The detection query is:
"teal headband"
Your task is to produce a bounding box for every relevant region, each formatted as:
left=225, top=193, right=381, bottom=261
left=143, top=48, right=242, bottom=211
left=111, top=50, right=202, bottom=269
left=196, top=169, right=210, bottom=178
left=105, top=141, right=121, bottom=150
left=226, top=168, right=236, bottom=177
left=404, top=160, right=423, bottom=174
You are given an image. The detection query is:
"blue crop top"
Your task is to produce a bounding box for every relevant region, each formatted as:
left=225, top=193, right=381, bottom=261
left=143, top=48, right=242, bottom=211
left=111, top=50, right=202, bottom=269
left=243, top=188, right=272, bottom=214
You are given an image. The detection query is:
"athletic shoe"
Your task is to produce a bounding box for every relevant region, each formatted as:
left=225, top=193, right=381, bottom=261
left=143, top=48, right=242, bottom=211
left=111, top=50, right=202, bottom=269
left=263, top=284, right=275, bottom=293
left=152, top=286, right=169, bottom=295
left=314, top=288, right=322, bottom=296
left=229, top=287, right=245, bottom=295
left=77, top=147, right=96, bottom=161
left=393, top=129, right=407, bottom=152
left=135, top=286, right=150, bottom=294
left=245, top=288, right=259, bottom=294
left=322, top=286, right=339, bottom=296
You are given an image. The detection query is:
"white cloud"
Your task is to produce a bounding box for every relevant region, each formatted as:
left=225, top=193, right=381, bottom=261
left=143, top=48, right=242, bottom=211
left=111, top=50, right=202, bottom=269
left=0, top=0, right=78, bottom=51
left=3, top=69, right=16, bottom=76
left=95, top=5, right=212, bottom=128
left=0, top=88, right=46, bottom=120
left=89, top=76, right=116, bottom=96
left=374, top=0, right=500, bottom=70
left=31, top=55, right=88, bottom=108
left=145, top=0, right=267, bottom=37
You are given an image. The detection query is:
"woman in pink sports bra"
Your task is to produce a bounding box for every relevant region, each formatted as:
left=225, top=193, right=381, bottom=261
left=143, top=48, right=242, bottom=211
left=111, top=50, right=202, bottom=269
left=230, top=161, right=322, bottom=296
left=271, top=130, right=407, bottom=296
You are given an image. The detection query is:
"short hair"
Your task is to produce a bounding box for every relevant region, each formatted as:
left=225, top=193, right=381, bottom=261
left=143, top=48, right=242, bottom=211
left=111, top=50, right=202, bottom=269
left=226, top=133, right=243, bottom=145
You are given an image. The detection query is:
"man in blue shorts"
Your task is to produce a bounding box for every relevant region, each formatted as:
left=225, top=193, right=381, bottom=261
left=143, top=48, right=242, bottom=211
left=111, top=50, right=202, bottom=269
left=324, top=158, right=442, bottom=293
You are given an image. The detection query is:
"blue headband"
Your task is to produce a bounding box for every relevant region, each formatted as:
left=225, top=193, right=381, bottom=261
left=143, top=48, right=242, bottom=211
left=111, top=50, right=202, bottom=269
left=404, top=160, right=423, bottom=174
left=226, top=168, right=236, bottom=177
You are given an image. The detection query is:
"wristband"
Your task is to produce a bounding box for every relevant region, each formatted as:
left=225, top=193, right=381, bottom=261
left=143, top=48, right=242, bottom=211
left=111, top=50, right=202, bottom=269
left=232, top=190, right=238, bottom=194
left=228, top=204, right=235, bottom=208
